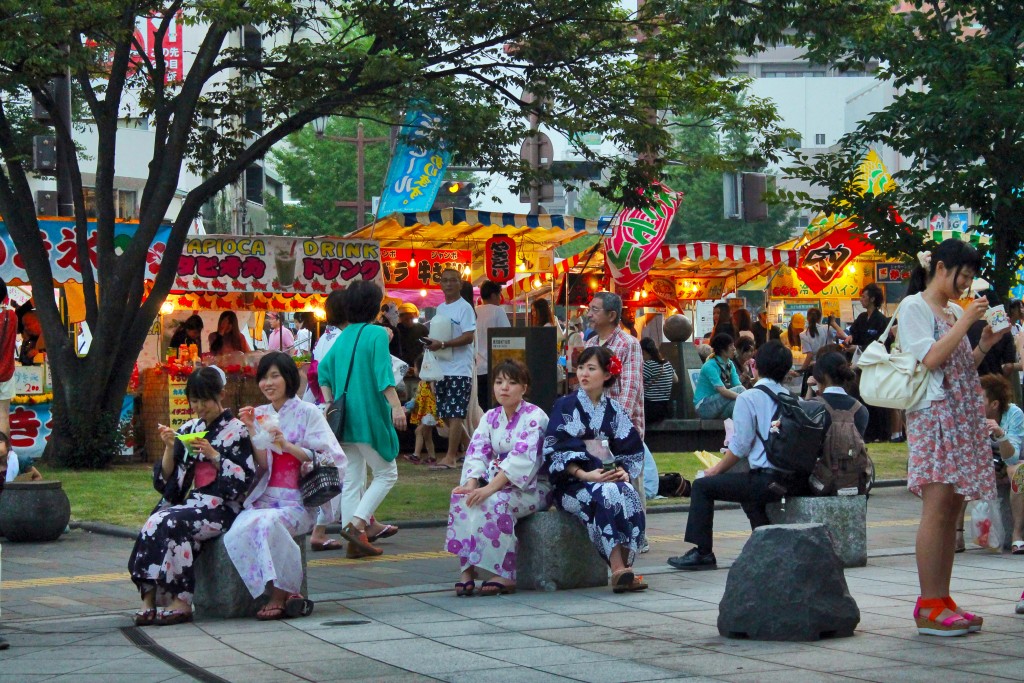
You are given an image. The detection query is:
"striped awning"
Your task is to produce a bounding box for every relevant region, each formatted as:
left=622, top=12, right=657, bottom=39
left=658, top=243, right=801, bottom=268
left=931, top=230, right=991, bottom=246
left=386, top=208, right=608, bottom=233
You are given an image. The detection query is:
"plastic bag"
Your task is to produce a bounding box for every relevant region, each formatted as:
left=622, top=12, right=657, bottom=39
left=419, top=350, right=444, bottom=382
left=966, top=499, right=1005, bottom=550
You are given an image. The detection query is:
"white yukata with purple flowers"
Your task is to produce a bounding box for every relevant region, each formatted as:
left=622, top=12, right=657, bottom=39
left=445, top=401, right=549, bottom=580
left=223, top=397, right=346, bottom=598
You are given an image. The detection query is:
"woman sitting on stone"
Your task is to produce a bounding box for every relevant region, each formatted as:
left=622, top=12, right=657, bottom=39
left=544, top=346, right=647, bottom=593
left=693, top=333, right=744, bottom=419
left=128, top=366, right=256, bottom=626
left=225, top=352, right=346, bottom=620
left=446, top=360, right=549, bottom=596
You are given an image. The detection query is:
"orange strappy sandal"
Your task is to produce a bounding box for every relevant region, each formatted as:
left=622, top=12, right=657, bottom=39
left=943, top=596, right=982, bottom=632
left=913, top=597, right=970, bottom=637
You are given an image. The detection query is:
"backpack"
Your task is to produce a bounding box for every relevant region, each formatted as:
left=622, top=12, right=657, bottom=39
left=809, top=399, right=874, bottom=496
left=754, top=385, right=830, bottom=475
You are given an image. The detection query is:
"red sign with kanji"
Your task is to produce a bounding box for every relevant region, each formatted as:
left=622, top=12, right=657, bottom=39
left=484, top=235, right=515, bottom=284
left=380, top=248, right=472, bottom=289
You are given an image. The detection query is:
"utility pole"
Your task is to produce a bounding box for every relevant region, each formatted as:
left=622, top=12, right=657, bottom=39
left=319, top=123, right=389, bottom=229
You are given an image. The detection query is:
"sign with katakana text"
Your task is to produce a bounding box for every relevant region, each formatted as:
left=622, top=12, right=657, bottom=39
left=168, top=377, right=190, bottom=431
left=377, top=108, right=450, bottom=215
left=875, top=262, right=913, bottom=284
left=485, top=235, right=515, bottom=284
left=380, top=248, right=471, bottom=289
left=604, top=183, right=683, bottom=290
left=795, top=225, right=873, bottom=294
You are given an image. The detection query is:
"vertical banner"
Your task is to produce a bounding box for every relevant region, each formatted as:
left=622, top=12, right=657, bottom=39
left=484, top=235, right=516, bottom=284
left=604, top=183, right=683, bottom=290
left=378, top=109, right=449, bottom=215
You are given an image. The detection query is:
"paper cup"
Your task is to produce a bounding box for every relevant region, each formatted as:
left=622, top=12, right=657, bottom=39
left=986, top=304, right=1010, bottom=332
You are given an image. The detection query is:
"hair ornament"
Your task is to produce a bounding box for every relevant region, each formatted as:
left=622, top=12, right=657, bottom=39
left=917, top=251, right=932, bottom=269
left=607, top=355, right=623, bottom=377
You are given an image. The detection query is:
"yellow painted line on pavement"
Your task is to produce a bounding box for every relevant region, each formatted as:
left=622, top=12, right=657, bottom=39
left=3, top=518, right=922, bottom=591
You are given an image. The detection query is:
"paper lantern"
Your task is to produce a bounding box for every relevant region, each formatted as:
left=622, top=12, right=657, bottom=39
left=485, top=235, right=516, bottom=283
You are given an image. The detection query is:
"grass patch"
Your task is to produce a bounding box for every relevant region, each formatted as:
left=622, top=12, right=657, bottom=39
left=42, top=443, right=910, bottom=528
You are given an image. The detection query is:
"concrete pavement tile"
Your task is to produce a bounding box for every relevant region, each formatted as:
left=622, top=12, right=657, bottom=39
left=949, top=659, right=1024, bottom=679
left=248, top=644, right=358, bottom=665
left=428, top=600, right=550, bottom=620
left=438, top=666, right=579, bottom=682
left=630, top=621, right=723, bottom=642
left=574, top=639, right=702, bottom=659
left=539, top=598, right=646, bottom=616
left=523, top=626, right=631, bottom=645
left=177, top=647, right=262, bottom=667
left=281, top=653, right=428, bottom=681
left=72, top=657, right=182, bottom=676
left=757, top=649, right=905, bottom=673
left=144, top=633, right=227, bottom=652
left=691, top=637, right=820, bottom=656
left=574, top=611, right=685, bottom=629
left=194, top=619, right=285, bottom=635
left=812, top=633, right=935, bottom=655
left=537, top=660, right=682, bottom=682
left=0, top=656, right=102, bottom=675
left=486, top=644, right=618, bottom=667
left=343, top=638, right=506, bottom=674
left=302, top=621, right=419, bottom=643
left=642, top=651, right=790, bottom=677
left=31, top=676, right=171, bottom=683
left=879, top=641, right=1009, bottom=667
left=3, top=644, right=141, bottom=660
left=435, top=632, right=559, bottom=652
left=852, top=664, right=1013, bottom=683
left=399, top=618, right=508, bottom=638
left=204, top=663, right=308, bottom=683
left=0, top=677, right=55, bottom=683
left=719, top=671, right=866, bottom=682
left=372, top=608, right=467, bottom=625
left=480, top=614, right=592, bottom=631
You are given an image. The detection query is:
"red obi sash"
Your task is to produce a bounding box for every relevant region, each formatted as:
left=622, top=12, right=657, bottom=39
left=268, top=452, right=301, bottom=489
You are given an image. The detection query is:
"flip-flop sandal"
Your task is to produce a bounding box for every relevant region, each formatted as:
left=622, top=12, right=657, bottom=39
left=610, top=569, right=635, bottom=593
left=479, top=580, right=516, bottom=596
left=284, top=595, right=315, bottom=618
left=368, top=524, right=399, bottom=543
left=155, top=609, right=193, bottom=626
left=455, top=580, right=475, bottom=597
left=429, top=464, right=456, bottom=470
left=311, top=539, right=344, bottom=552
left=1013, top=541, right=1024, bottom=555
left=402, top=454, right=422, bottom=464
left=134, top=609, right=157, bottom=626
left=256, top=604, right=286, bottom=621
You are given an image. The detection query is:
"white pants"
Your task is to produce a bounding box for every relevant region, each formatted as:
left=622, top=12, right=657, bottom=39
left=340, top=442, right=399, bottom=527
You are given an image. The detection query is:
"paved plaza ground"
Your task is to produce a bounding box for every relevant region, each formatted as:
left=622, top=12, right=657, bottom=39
left=2, top=486, right=1024, bottom=682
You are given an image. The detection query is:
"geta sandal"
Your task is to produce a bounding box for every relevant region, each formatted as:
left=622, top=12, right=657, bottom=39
left=613, top=574, right=649, bottom=594
left=134, top=608, right=157, bottom=626
left=284, top=594, right=314, bottom=618
left=311, top=538, right=344, bottom=552
left=914, top=597, right=969, bottom=637
left=610, top=568, right=635, bottom=592
left=455, top=580, right=475, bottom=597
left=154, top=608, right=193, bottom=626
left=479, top=580, right=516, bottom=596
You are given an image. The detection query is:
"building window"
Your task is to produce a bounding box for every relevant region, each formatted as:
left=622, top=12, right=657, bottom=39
left=815, top=134, right=826, bottom=146
left=245, top=165, right=264, bottom=205
left=118, top=190, right=137, bottom=219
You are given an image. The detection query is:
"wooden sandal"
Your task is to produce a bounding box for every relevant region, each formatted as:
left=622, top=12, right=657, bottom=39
left=613, top=574, right=649, bottom=594
left=943, top=596, right=982, bottom=632
left=914, top=597, right=969, bottom=637
left=454, top=580, right=475, bottom=597
left=134, top=608, right=157, bottom=626
left=479, top=580, right=516, bottom=596
left=256, top=604, right=286, bottom=621
left=610, top=568, right=635, bottom=592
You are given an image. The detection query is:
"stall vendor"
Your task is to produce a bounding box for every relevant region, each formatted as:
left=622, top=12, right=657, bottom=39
left=18, top=311, right=45, bottom=365
left=169, top=315, right=204, bottom=355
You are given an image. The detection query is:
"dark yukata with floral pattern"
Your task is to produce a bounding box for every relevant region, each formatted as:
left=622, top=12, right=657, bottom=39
left=128, top=411, right=256, bottom=604
left=543, top=389, right=646, bottom=565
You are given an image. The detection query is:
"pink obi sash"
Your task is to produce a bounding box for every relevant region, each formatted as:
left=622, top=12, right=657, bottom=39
left=268, top=452, right=301, bottom=489
left=194, top=461, right=218, bottom=489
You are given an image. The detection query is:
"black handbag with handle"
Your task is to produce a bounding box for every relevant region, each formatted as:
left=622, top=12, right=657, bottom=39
left=300, top=458, right=342, bottom=507
left=324, top=324, right=366, bottom=441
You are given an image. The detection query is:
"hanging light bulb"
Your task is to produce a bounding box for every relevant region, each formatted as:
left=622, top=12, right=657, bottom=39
left=517, top=261, right=527, bottom=273
left=159, top=301, right=175, bottom=316
left=463, top=264, right=472, bottom=277
left=420, top=288, right=427, bottom=297
left=409, top=249, right=417, bottom=268
left=532, top=277, right=543, bottom=289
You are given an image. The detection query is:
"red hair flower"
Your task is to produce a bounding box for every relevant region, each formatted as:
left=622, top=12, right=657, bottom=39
left=607, top=355, right=623, bottom=377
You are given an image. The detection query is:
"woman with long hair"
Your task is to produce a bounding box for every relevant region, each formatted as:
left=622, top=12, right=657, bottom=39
left=731, top=308, right=754, bottom=342
left=798, top=308, right=829, bottom=394
left=208, top=311, right=250, bottom=356
left=899, top=240, right=1004, bottom=636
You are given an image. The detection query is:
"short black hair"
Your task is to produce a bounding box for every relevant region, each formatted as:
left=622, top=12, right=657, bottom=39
left=325, top=288, right=348, bottom=326
left=345, top=280, right=384, bottom=324
left=493, top=359, right=531, bottom=387
left=755, top=340, right=792, bottom=382
left=257, top=351, right=300, bottom=398
left=710, top=333, right=734, bottom=356
left=576, top=346, right=618, bottom=388
left=862, top=283, right=884, bottom=309
left=183, top=314, right=204, bottom=331
left=185, top=367, right=225, bottom=402
left=480, top=280, right=502, bottom=301
left=735, top=337, right=755, bottom=356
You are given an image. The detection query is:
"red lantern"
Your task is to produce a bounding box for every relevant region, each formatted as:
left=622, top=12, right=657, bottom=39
left=485, top=235, right=516, bottom=283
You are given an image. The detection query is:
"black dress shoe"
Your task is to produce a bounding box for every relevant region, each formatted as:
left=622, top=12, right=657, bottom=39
left=667, top=547, right=717, bottom=570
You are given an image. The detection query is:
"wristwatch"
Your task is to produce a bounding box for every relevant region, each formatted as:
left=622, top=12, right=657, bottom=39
left=441, top=341, right=446, bottom=349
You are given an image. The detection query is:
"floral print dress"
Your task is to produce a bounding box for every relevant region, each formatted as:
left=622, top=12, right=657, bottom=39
left=544, top=389, right=646, bottom=565
left=445, top=401, right=549, bottom=580
left=907, top=315, right=997, bottom=500
left=128, top=411, right=256, bottom=604
left=223, top=398, right=346, bottom=598
left=410, top=380, right=444, bottom=427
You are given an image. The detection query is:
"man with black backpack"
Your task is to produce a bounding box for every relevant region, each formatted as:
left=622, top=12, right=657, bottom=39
left=668, top=341, right=828, bottom=570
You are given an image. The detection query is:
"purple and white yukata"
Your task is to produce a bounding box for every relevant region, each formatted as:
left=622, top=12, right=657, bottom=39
left=223, top=398, right=346, bottom=598
left=128, top=411, right=256, bottom=605
left=445, top=401, right=549, bottom=580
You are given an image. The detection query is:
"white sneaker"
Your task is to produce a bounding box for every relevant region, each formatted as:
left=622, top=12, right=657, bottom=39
left=1016, top=592, right=1024, bottom=615
left=640, top=538, right=650, bottom=554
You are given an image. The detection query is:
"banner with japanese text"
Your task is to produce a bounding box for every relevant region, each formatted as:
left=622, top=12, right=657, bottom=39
left=377, top=109, right=450, bottom=215
left=380, top=247, right=471, bottom=289
left=174, top=236, right=382, bottom=293
left=604, top=183, right=683, bottom=290
left=795, top=224, right=873, bottom=294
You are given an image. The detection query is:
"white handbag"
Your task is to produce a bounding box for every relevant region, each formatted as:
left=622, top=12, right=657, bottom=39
left=854, top=300, right=931, bottom=409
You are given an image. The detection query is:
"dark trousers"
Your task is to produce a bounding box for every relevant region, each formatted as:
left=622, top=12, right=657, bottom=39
left=684, top=469, right=800, bottom=553
left=477, top=374, right=490, bottom=411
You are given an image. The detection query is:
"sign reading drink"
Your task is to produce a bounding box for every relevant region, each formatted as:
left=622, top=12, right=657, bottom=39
left=174, top=236, right=383, bottom=293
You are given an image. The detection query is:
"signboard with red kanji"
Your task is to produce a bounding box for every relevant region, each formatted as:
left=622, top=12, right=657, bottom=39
left=380, top=248, right=472, bottom=289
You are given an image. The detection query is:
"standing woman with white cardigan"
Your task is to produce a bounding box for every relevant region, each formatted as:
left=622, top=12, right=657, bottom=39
left=899, top=240, right=1006, bottom=637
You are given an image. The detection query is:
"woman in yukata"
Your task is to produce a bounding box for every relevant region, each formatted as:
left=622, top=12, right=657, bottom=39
left=544, top=346, right=648, bottom=593
left=129, top=366, right=256, bottom=626
left=224, top=351, right=347, bottom=620
left=446, top=360, right=549, bottom=596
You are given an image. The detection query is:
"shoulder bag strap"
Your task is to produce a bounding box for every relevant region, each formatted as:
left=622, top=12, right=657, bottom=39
left=341, top=324, right=367, bottom=399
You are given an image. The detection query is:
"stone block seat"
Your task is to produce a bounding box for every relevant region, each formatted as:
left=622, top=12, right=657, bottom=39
left=515, top=510, right=607, bottom=591
left=767, top=495, right=867, bottom=568
left=193, top=534, right=308, bottom=619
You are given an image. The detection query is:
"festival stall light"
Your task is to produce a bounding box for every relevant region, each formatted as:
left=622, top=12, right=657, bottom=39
left=159, top=300, right=175, bottom=316
left=312, top=307, right=326, bottom=321
left=420, top=288, right=427, bottom=297
left=462, top=264, right=472, bottom=277
left=409, top=249, right=417, bottom=268
left=532, top=276, right=543, bottom=289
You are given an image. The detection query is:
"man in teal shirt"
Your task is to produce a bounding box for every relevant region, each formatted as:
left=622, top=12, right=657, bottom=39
left=693, top=334, right=744, bottom=419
